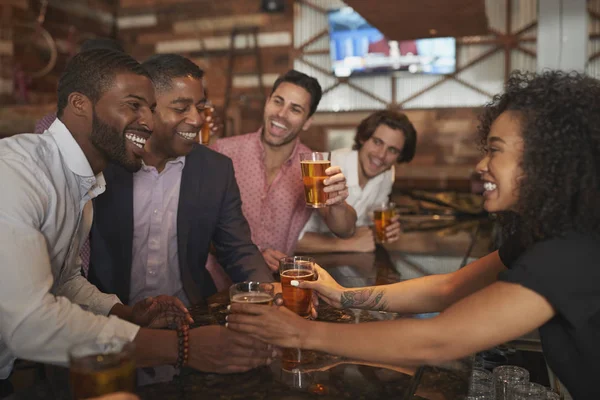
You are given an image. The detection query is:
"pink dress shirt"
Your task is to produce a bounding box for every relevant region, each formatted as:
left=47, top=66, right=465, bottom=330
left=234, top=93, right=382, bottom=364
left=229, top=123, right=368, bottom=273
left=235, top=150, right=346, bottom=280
left=211, top=129, right=313, bottom=255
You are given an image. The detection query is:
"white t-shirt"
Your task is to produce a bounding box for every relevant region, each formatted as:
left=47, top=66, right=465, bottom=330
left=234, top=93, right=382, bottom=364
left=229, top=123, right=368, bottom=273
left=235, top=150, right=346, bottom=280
left=299, top=148, right=394, bottom=237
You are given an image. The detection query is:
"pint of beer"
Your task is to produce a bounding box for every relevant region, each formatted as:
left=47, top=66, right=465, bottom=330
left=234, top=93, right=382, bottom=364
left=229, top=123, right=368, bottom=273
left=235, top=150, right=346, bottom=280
left=300, top=152, right=331, bottom=208
left=200, top=100, right=213, bottom=145
left=69, top=338, right=135, bottom=399
left=371, top=202, right=396, bottom=243
left=279, top=256, right=315, bottom=318
left=229, top=282, right=274, bottom=308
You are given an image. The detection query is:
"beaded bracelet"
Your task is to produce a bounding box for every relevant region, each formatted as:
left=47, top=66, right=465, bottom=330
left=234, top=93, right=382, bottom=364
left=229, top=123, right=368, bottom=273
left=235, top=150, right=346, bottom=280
left=174, top=323, right=189, bottom=369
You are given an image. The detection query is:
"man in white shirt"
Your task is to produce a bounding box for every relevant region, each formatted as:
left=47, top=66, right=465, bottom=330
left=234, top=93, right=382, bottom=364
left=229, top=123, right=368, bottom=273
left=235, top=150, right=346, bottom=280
left=0, top=49, right=268, bottom=387
left=297, top=110, right=417, bottom=253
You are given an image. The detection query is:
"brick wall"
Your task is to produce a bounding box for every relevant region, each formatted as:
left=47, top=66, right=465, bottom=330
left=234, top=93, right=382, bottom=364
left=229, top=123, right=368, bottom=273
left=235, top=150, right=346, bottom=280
left=0, top=0, right=116, bottom=136
left=117, top=0, right=293, bottom=136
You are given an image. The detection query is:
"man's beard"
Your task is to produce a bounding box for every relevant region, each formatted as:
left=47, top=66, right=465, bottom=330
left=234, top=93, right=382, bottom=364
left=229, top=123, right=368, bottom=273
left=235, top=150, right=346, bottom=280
left=90, top=111, right=141, bottom=172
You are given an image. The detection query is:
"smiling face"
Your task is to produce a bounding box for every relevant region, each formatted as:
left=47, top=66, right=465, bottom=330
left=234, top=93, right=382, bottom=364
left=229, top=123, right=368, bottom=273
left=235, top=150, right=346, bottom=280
left=358, top=124, right=406, bottom=183
left=475, top=110, right=525, bottom=213
left=148, top=76, right=206, bottom=159
left=262, top=82, right=313, bottom=148
left=90, top=72, right=155, bottom=172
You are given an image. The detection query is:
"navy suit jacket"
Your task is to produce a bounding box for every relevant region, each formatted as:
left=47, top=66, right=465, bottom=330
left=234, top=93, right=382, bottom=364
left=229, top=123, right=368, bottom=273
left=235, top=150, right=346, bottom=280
left=88, top=144, right=272, bottom=305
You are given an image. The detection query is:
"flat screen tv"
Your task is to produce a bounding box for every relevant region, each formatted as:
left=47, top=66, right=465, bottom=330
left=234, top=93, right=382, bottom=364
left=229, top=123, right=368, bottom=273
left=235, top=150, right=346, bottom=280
left=328, top=7, right=456, bottom=77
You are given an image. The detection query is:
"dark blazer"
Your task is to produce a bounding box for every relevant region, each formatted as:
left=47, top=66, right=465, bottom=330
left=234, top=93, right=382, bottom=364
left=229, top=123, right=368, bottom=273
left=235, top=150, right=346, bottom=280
left=88, top=144, right=272, bottom=305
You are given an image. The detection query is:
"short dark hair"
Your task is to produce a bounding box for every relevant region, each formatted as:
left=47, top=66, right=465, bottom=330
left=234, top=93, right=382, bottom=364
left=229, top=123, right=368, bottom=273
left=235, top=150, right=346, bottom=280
left=80, top=38, right=124, bottom=53
left=56, top=49, right=150, bottom=118
left=271, top=70, right=322, bottom=117
left=352, top=110, right=417, bottom=163
left=142, top=54, right=204, bottom=93
left=478, top=70, right=600, bottom=246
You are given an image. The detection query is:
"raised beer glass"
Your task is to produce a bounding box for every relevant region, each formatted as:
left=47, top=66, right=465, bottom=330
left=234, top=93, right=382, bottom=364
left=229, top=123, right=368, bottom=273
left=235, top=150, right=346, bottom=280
left=229, top=281, right=275, bottom=307
left=300, top=152, right=331, bottom=208
left=200, top=100, right=213, bottom=145
left=279, top=256, right=315, bottom=318
left=371, top=202, right=396, bottom=243
left=69, top=338, right=135, bottom=399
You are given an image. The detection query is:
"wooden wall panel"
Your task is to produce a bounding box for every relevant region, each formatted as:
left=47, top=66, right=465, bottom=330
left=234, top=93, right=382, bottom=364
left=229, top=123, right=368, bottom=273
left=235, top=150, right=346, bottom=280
left=117, top=0, right=293, bottom=134
left=0, top=0, right=116, bottom=136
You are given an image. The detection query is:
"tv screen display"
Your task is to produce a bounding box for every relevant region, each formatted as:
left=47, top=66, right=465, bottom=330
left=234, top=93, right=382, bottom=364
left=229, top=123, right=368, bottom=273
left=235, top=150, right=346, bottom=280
left=328, top=7, right=456, bottom=77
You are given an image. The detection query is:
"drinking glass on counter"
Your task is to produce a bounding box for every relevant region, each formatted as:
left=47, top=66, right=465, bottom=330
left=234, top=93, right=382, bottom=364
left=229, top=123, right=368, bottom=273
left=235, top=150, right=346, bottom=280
left=200, top=100, right=213, bottom=145
left=465, top=382, right=495, bottom=400
left=493, top=365, right=529, bottom=400
left=69, top=338, right=135, bottom=400
left=370, top=202, right=396, bottom=243
left=510, top=382, right=547, bottom=399
left=279, top=256, right=316, bottom=318
left=470, top=367, right=493, bottom=386
left=300, top=152, right=331, bottom=208
left=229, top=282, right=274, bottom=307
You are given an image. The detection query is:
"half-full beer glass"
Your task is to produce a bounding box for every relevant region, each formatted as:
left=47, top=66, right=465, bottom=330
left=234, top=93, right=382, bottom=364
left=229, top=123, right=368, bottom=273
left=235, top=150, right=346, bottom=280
left=279, top=256, right=315, bottom=318
left=229, top=281, right=274, bottom=307
left=300, top=152, right=331, bottom=208
left=69, top=338, right=135, bottom=399
left=371, top=202, right=396, bottom=243
left=200, top=100, right=213, bottom=145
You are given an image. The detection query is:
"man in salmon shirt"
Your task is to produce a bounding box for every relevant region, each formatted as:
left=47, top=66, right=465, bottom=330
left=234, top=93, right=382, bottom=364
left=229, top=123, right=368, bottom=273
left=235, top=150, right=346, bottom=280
left=210, top=70, right=356, bottom=274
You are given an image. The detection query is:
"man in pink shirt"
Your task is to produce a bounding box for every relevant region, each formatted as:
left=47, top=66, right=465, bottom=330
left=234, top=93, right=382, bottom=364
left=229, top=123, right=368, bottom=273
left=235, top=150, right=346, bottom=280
left=211, top=70, right=357, bottom=270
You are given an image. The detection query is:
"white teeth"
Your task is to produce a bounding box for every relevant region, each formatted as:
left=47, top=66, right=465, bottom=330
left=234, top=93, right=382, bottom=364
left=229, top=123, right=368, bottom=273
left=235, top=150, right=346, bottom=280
left=177, top=131, right=197, bottom=140
left=126, top=133, right=146, bottom=146
left=271, top=121, right=286, bottom=129
left=483, top=182, right=497, bottom=191
left=370, top=157, right=382, bottom=167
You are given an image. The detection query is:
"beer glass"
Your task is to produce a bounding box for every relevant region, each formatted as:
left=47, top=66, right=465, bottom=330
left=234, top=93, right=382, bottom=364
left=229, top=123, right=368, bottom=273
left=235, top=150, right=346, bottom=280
left=371, top=202, right=396, bottom=243
left=229, top=281, right=274, bottom=307
left=200, top=100, right=213, bottom=145
left=279, top=256, right=316, bottom=318
left=69, top=338, right=135, bottom=399
left=300, top=152, right=331, bottom=208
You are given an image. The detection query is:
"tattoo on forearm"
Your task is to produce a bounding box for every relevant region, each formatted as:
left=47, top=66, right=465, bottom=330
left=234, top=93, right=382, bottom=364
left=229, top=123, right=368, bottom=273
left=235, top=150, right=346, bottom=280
left=340, top=288, right=388, bottom=311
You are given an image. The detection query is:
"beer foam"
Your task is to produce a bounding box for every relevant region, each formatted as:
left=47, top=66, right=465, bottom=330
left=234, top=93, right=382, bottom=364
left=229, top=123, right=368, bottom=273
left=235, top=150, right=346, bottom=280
left=300, top=160, right=330, bottom=164
left=281, top=269, right=314, bottom=279
left=230, top=293, right=273, bottom=304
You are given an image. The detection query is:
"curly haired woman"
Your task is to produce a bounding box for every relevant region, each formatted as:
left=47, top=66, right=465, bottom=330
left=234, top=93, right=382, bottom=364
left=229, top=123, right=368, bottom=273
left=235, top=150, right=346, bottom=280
left=227, top=71, right=600, bottom=399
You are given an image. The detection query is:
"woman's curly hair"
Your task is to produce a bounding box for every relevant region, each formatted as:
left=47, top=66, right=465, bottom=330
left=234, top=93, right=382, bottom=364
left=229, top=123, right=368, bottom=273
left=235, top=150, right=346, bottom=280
left=478, top=70, right=600, bottom=247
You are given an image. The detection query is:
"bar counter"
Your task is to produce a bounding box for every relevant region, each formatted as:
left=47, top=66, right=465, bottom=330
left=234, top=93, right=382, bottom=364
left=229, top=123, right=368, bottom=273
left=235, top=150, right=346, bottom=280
left=8, top=214, right=492, bottom=400
left=139, top=214, right=491, bottom=399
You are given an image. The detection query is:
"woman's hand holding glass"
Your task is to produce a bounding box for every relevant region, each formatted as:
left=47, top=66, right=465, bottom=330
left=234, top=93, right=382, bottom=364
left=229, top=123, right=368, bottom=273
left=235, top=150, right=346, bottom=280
left=291, top=264, right=346, bottom=309
left=226, top=302, right=312, bottom=349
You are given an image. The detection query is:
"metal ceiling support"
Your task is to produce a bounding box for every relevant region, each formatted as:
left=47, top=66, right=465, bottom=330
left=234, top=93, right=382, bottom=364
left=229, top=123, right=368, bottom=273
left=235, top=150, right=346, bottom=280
left=293, top=0, right=538, bottom=109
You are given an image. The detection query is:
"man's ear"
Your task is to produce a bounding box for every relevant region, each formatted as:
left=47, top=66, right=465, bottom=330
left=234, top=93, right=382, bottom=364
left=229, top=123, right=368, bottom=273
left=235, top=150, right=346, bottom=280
left=67, top=92, right=93, bottom=118
left=302, top=116, right=313, bottom=131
